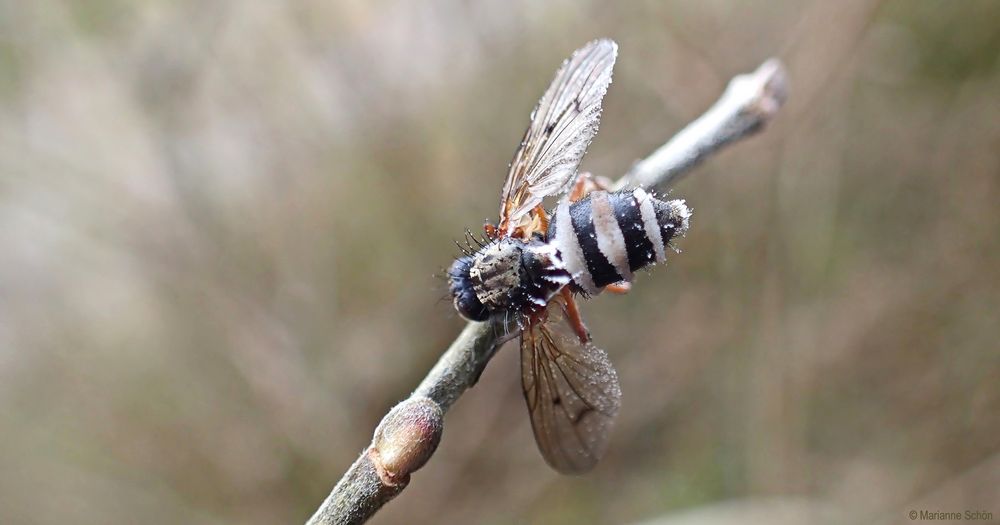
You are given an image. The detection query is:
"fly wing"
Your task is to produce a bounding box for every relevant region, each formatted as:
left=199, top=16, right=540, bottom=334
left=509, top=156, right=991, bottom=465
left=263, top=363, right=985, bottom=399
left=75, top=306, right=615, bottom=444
left=500, top=39, right=618, bottom=233
left=520, top=297, right=622, bottom=474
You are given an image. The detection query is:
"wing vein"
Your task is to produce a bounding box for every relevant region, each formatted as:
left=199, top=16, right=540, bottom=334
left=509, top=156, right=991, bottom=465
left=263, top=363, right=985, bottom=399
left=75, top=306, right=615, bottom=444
left=498, top=39, right=618, bottom=232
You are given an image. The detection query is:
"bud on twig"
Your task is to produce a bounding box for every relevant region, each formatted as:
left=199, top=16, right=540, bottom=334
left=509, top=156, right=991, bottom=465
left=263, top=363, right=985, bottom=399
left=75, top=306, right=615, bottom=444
left=370, top=397, right=443, bottom=486
left=306, top=397, right=444, bottom=525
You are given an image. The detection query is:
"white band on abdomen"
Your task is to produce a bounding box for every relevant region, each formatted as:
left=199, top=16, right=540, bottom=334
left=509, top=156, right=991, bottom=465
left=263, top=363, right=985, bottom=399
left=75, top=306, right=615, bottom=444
left=635, top=188, right=666, bottom=264
left=553, top=199, right=598, bottom=294
left=591, top=191, right=633, bottom=281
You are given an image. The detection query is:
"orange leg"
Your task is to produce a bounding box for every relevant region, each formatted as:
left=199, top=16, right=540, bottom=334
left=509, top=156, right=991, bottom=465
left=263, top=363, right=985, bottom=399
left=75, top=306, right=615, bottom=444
left=531, top=204, right=549, bottom=235
left=604, top=281, right=632, bottom=295
left=495, top=206, right=550, bottom=241
left=483, top=222, right=499, bottom=240
left=568, top=172, right=594, bottom=202
left=568, top=172, right=615, bottom=202
left=559, top=287, right=590, bottom=343
left=591, top=175, right=613, bottom=191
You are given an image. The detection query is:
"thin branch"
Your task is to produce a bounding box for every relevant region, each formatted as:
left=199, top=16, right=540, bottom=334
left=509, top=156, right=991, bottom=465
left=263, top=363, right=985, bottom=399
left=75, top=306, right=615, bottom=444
left=615, top=58, right=788, bottom=191
left=306, top=58, right=788, bottom=525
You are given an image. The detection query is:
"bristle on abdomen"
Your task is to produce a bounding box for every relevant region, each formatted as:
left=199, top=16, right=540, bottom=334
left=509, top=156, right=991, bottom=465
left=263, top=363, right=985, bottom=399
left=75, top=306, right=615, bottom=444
left=548, top=188, right=690, bottom=295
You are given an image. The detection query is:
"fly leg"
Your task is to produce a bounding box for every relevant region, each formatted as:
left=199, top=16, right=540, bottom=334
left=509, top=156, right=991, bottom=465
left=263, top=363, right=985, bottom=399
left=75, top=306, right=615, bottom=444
left=531, top=204, right=549, bottom=235
left=483, top=222, right=499, bottom=240
left=559, top=287, right=590, bottom=343
left=568, top=171, right=615, bottom=202
left=568, top=172, right=595, bottom=202
left=604, top=281, right=632, bottom=295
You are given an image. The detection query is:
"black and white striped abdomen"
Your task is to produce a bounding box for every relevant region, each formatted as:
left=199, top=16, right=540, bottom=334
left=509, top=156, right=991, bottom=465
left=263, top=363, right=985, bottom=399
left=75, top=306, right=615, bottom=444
left=547, top=188, right=690, bottom=295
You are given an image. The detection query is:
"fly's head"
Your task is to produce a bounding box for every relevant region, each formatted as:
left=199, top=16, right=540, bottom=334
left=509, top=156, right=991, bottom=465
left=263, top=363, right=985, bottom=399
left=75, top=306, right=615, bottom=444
left=449, top=238, right=524, bottom=321
left=448, top=253, right=489, bottom=322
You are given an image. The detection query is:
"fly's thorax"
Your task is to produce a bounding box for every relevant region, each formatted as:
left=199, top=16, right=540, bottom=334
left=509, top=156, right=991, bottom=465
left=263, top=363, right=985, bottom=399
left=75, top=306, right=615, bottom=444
left=468, top=238, right=525, bottom=309
left=519, top=241, right=572, bottom=308
left=449, top=236, right=571, bottom=320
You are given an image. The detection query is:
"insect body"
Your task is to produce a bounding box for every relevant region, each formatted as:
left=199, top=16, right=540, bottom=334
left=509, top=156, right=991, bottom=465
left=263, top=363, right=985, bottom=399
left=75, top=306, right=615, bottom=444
left=450, top=188, right=689, bottom=320
left=549, top=187, right=690, bottom=295
left=446, top=39, right=691, bottom=474
left=449, top=236, right=568, bottom=322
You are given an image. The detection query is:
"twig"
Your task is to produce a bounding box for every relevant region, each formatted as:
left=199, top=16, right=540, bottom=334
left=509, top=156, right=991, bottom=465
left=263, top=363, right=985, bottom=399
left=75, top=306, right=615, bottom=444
left=306, top=58, right=788, bottom=525
left=615, top=58, right=788, bottom=191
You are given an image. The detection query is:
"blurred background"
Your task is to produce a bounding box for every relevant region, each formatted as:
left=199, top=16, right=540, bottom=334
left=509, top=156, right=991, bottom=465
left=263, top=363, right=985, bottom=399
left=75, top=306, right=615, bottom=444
left=0, top=1, right=997, bottom=524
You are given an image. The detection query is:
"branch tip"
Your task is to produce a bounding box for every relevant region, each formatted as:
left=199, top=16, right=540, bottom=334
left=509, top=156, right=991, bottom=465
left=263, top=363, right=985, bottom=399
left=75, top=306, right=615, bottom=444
left=618, top=58, right=789, bottom=191
left=736, top=58, right=788, bottom=120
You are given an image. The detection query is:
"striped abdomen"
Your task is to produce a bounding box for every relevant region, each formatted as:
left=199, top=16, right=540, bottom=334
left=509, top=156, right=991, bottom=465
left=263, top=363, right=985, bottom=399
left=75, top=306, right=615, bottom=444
left=547, top=188, right=690, bottom=295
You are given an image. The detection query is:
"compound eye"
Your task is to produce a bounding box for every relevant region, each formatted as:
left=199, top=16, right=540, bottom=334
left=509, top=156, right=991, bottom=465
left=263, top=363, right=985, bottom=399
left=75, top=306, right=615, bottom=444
left=454, top=291, right=489, bottom=321
left=448, top=256, right=489, bottom=321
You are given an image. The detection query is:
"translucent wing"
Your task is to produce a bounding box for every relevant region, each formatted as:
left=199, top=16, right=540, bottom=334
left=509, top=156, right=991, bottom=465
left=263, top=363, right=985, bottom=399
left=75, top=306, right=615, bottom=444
left=520, top=296, right=622, bottom=474
left=500, top=39, right=618, bottom=233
